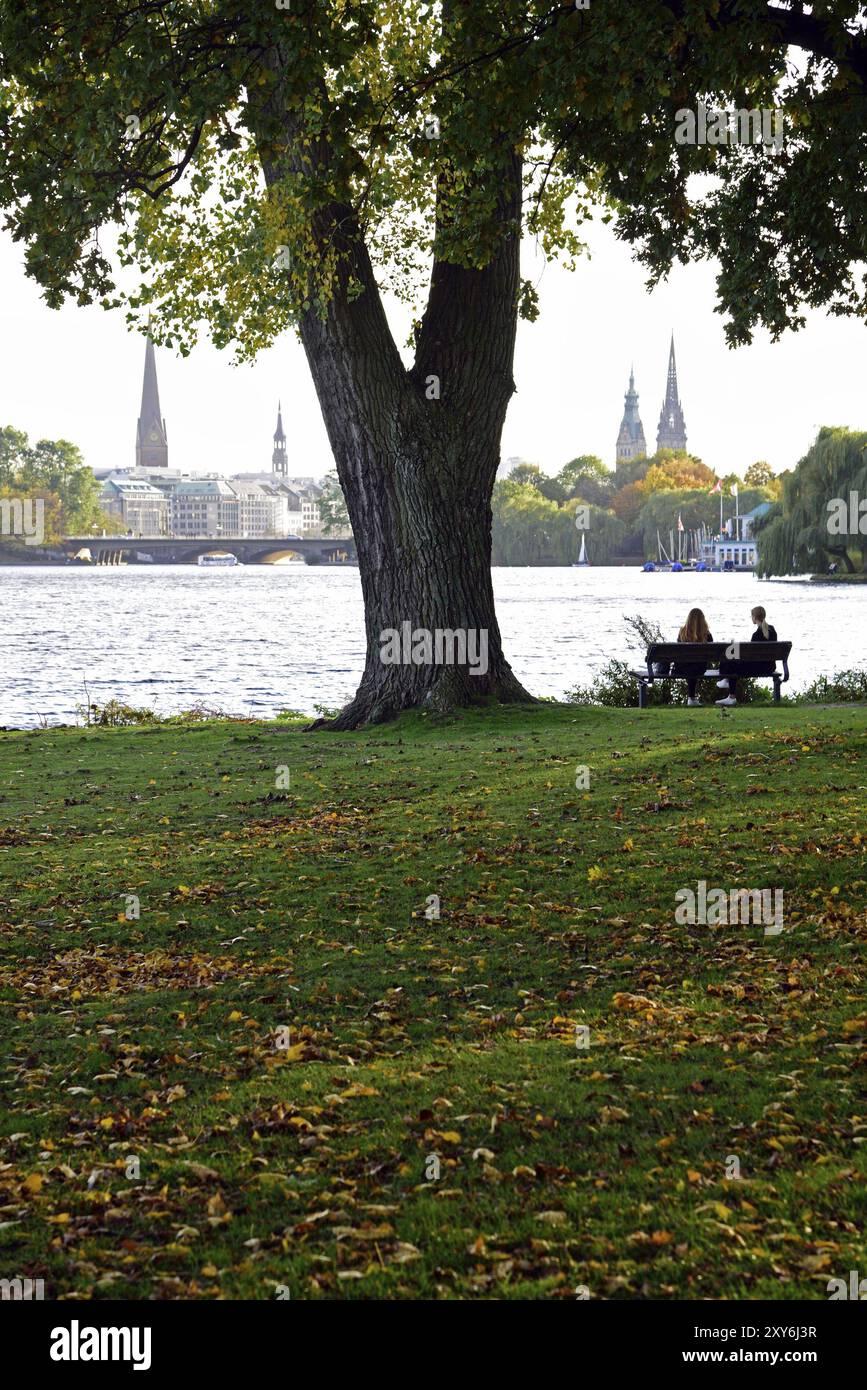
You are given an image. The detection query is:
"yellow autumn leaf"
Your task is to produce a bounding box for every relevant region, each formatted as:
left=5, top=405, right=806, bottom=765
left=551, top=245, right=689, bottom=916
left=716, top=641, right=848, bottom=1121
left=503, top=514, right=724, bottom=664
left=23, top=1173, right=43, bottom=1195
left=842, top=1017, right=867, bottom=1034
left=697, top=1201, right=732, bottom=1220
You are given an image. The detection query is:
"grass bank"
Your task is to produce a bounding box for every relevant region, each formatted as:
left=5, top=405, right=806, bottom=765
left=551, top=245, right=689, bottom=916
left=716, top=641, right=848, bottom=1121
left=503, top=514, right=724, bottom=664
left=1, top=703, right=865, bottom=1300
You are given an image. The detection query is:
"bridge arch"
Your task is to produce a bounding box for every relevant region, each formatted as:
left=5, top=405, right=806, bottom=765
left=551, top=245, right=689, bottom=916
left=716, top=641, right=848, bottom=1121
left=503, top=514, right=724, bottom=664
left=63, top=535, right=356, bottom=565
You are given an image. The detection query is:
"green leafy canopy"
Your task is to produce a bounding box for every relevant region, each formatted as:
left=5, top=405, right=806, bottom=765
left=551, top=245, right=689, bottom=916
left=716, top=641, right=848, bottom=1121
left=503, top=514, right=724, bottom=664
left=1, top=1, right=866, bottom=360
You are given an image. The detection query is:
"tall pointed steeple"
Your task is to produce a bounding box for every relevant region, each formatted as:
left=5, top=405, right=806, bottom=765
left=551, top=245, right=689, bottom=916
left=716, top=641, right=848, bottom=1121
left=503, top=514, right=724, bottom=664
left=135, top=333, right=168, bottom=468
left=656, top=334, right=687, bottom=454
left=272, top=401, right=287, bottom=476
left=615, top=364, right=647, bottom=463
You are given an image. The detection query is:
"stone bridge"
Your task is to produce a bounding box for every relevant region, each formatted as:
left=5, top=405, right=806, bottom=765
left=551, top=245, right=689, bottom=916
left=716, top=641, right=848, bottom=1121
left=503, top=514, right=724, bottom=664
left=63, top=535, right=357, bottom=566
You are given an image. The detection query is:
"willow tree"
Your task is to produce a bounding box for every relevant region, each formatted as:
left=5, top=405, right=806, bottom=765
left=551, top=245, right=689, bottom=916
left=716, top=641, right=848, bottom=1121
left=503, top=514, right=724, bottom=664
left=2, top=1, right=866, bottom=724
left=755, top=427, right=867, bottom=576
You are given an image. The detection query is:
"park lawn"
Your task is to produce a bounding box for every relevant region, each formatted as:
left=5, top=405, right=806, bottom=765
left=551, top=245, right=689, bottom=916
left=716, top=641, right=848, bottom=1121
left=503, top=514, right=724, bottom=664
left=0, top=702, right=865, bottom=1301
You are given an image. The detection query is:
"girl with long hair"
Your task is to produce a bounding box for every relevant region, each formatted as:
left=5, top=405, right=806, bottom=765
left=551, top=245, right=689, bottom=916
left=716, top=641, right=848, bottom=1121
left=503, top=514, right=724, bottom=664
left=674, top=608, right=713, bottom=705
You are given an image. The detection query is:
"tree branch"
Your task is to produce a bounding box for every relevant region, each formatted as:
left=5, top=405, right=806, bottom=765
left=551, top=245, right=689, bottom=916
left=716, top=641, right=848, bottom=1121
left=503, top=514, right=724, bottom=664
left=666, top=0, right=867, bottom=86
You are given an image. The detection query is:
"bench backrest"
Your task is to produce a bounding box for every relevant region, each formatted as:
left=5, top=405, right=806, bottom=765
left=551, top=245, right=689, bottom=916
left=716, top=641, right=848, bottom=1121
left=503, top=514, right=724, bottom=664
left=646, top=641, right=791, bottom=666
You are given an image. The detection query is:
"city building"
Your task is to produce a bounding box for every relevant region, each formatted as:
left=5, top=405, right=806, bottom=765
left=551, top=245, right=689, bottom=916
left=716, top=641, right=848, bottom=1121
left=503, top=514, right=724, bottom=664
left=166, top=478, right=295, bottom=539
left=656, top=334, right=688, bottom=454
left=698, top=535, right=758, bottom=571
left=169, top=479, right=238, bottom=537
left=229, top=480, right=286, bottom=537
left=230, top=474, right=304, bottom=533
left=226, top=408, right=323, bottom=533
left=135, top=334, right=169, bottom=468
left=93, top=364, right=325, bottom=540
left=698, top=503, right=771, bottom=572
left=615, top=367, right=647, bottom=463
left=100, top=476, right=169, bottom=537
left=292, top=483, right=323, bottom=535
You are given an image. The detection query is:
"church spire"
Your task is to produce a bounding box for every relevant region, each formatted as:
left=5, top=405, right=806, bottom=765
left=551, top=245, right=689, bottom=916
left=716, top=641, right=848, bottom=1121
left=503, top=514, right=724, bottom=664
left=135, top=333, right=168, bottom=468
left=615, top=364, right=647, bottom=464
left=272, top=400, right=288, bottom=476
left=656, top=333, right=687, bottom=454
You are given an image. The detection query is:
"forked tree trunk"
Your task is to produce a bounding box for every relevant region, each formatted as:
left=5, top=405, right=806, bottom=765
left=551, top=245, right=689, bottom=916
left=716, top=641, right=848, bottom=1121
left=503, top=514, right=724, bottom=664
left=297, top=222, right=534, bottom=725
left=256, top=73, right=534, bottom=727
left=318, top=414, right=530, bottom=728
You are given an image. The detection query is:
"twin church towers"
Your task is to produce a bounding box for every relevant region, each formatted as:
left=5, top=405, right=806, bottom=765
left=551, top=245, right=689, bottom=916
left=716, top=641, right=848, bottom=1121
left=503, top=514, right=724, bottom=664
left=616, top=335, right=687, bottom=463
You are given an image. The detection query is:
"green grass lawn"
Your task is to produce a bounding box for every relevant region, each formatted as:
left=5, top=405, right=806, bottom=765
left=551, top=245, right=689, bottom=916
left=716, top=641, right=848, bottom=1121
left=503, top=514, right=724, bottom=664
left=1, top=702, right=865, bottom=1300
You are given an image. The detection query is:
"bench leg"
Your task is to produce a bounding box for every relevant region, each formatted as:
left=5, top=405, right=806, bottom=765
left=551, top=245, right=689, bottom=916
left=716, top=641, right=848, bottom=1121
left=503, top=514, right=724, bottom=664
left=638, top=681, right=648, bottom=709
left=773, top=676, right=781, bottom=703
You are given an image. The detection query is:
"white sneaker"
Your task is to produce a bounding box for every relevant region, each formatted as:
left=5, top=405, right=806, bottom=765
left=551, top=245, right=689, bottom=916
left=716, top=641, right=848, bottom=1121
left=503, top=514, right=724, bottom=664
left=687, top=697, right=701, bottom=707
left=716, top=678, right=730, bottom=689
left=715, top=695, right=737, bottom=706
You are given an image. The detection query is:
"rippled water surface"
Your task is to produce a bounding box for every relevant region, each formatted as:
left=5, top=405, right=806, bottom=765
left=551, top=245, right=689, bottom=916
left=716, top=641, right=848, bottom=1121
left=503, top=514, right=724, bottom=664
left=0, top=564, right=862, bottom=727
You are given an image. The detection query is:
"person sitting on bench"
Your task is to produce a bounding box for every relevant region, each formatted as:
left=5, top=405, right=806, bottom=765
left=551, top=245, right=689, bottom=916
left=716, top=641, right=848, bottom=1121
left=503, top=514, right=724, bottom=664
left=674, top=607, right=713, bottom=706
left=716, top=605, right=778, bottom=706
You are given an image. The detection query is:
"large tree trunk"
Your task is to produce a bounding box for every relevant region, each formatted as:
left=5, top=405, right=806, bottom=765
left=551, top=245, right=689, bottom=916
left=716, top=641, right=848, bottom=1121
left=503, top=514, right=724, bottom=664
left=254, top=62, right=534, bottom=727
left=317, top=410, right=530, bottom=729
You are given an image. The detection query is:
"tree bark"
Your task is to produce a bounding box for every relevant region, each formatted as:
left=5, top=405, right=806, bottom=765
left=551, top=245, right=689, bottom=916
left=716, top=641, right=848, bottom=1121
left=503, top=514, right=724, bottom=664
left=253, top=58, right=534, bottom=728
left=318, top=409, right=531, bottom=730
left=303, top=245, right=533, bottom=727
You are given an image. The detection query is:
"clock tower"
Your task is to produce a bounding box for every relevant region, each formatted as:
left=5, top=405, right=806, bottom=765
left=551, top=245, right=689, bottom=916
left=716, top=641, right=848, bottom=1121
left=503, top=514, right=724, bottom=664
left=272, top=402, right=287, bottom=477
left=136, top=334, right=169, bottom=469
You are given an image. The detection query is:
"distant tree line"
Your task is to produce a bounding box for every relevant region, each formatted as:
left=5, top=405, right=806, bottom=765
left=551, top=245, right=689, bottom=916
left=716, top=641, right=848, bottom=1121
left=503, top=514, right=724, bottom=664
left=491, top=452, right=780, bottom=566
left=0, top=426, right=117, bottom=547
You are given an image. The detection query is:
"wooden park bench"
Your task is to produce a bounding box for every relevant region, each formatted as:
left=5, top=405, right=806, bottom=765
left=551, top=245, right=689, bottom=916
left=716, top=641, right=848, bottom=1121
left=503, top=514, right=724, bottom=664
left=633, top=642, right=792, bottom=708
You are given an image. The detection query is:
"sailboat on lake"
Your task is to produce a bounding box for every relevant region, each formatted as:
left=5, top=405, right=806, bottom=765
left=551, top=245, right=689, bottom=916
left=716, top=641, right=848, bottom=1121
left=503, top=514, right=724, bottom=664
left=573, top=534, right=589, bottom=567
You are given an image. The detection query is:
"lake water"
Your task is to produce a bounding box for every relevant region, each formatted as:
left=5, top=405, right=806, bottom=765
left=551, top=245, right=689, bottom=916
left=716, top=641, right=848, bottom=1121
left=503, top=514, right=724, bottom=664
left=0, top=564, right=862, bottom=727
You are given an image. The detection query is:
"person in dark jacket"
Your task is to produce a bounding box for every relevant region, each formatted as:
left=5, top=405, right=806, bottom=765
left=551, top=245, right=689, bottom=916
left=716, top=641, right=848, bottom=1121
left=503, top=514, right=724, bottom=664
left=716, top=606, right=778, bottom=705
left=674, top=607, right=713, bottom=705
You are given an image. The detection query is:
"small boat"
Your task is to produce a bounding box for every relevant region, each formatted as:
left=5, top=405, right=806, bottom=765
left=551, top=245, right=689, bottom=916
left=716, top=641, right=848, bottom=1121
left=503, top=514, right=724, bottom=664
left=197, top=552, right=239, bottom=568
left=574, top=534, right=589, bottom=567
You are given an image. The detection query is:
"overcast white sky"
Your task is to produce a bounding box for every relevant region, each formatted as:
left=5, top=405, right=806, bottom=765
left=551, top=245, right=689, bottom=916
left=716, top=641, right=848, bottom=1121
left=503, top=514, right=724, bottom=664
left=1, top=209, right=864, bottom=482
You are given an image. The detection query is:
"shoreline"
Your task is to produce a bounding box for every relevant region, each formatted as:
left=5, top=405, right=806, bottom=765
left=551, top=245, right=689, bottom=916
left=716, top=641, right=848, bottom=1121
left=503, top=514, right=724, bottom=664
left=3, top=697, right=867, bottom=736
left=1, top=548, right=865, bottom=579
